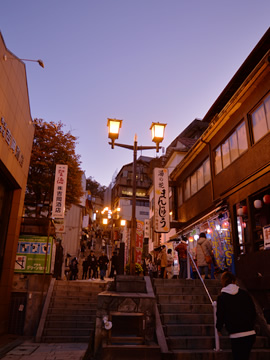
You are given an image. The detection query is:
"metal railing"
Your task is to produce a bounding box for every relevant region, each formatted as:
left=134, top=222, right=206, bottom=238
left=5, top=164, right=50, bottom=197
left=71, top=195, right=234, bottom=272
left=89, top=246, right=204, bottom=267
left=187, top=249, right=220, bottom=351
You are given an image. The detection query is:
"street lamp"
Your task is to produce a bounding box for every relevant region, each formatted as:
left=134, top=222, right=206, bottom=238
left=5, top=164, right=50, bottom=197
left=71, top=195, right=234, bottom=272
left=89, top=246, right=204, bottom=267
left=107, top=118, right=166, bottom=275
left=3, top=54, right=45, bottom=68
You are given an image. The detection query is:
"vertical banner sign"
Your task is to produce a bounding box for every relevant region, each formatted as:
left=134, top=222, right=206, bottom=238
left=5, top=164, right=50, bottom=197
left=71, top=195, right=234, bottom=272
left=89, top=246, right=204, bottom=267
left=144, top=219, right=150, bottom=238
left=154, top=168, right=170, bottom=233
left=135, top=220, right=144, bottom=264
left=52, top=164, right=68, bottom=218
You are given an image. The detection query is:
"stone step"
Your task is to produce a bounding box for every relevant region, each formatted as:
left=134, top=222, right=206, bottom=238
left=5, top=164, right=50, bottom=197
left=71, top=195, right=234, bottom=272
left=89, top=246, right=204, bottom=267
left=153, top=278, right=221, bottom=287
left=50, top=299, right=97, bottom=307
left=167, top=336, right=226, bottom=350
left=165, top=324, right=215, bottom=337
left=46, top=314, right=95, bottom=323
left=171, top=349, right=270, bottom=360
left=162, top=313, right=214, bottom=324
left=157, top=294, right=217, bottom=304
left=155, top=285, right=219, bottom=296
left=101, top=344, right=162, bottom=360
left=45, top=320, right=95, bottom=329
left=43, top=327, right=92, bottom=336
left=167, top=336, right=270, bottom=350
left=41, top=335, right=91, bottom=343
left=47, top=308, right=96, bottom=316
left=159, top=303, right=213, bottom=314
left=53, top=289, right=101, bottom=297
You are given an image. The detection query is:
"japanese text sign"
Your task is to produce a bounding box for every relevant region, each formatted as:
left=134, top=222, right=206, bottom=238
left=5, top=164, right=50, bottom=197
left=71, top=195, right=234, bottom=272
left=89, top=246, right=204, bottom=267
left=52, top=164, right=68, bottom=218
left=154, top=168, right=170, bottom=233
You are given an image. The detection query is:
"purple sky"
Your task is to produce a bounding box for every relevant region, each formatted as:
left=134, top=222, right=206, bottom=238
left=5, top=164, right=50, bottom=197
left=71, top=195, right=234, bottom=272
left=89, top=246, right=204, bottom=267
left=1, top=1, right=269, bottom=186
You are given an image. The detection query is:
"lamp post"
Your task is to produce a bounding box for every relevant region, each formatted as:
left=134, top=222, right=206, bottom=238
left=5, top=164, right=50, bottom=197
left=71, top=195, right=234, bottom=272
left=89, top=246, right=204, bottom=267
left=107, top=118, right=166, bottom=275
left=3, top=54, right=45, bottom=68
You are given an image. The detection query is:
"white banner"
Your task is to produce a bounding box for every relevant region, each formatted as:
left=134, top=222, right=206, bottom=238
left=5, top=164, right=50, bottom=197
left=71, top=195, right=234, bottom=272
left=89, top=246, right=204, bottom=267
left=52, top=164, right=68, bottom=218
left=144, top=219, right=150, bottom=238
left=154, top=168, right=170, bottom=233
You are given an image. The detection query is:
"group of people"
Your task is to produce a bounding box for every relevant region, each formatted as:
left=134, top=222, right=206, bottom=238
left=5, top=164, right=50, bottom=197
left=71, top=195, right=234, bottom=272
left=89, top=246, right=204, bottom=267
left=66, top=250, right=110, bottom=281
left=82, top=250, right=109, bottom=280
left=143, top=232, right=214, bottom=280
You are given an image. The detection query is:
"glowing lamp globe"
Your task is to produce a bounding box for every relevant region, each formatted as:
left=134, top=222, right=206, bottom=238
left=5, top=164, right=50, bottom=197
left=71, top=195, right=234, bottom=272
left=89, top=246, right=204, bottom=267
left=237, top=207, right=243, bottom=216
left=242, top=206, right=248, bottom=215
left=254, top=200, right=263, bottom=209
left=263, top=194, right=270, bottom=204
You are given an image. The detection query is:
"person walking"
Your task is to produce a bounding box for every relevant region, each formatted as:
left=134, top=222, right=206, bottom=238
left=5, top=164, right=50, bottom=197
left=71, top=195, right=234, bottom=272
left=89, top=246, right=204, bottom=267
left=87, top=250, right=97, bottom=280
left=175, top=237, right=188, bottom=279
left=82, top=258, right=88, bottom=280
left=196, top=232, right=212, bottom=279
left=69, top=257, right=78, bottom=280
left=159, top=245, right=168, bottom=278
left=98, top=251, right=109, bottom=280
left=109, top=251, right=119, bottom=278
left=166, top=248, right=174, bottom=279
left=216, top=271, right=256, bottom=360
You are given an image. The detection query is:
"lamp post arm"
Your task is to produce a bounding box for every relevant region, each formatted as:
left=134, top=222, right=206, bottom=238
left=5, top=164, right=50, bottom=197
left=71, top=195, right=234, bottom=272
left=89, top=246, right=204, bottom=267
left=109, top=142, right=162, bottom=152
left=108, top=142, right=134, bottom=151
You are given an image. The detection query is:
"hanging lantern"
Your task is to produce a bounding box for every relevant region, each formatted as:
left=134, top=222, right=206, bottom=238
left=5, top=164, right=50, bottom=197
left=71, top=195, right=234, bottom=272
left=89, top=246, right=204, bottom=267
left=237, top=207, right=244, bottom=216
left=263, top=194, right=270, bottom=204
left=242, top=206, right=248, bottom=215
left=254, top=200, right=263, bottom=209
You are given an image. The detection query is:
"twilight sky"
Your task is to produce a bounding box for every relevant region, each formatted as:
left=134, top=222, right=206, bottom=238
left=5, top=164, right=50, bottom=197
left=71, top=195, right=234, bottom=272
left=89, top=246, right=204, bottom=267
left=1, top=1, right=269, bottom=186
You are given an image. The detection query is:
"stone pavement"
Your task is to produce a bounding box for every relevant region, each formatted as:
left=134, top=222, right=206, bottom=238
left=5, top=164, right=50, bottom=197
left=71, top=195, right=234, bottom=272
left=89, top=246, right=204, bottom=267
left=0, top=341, right=88, bottom=360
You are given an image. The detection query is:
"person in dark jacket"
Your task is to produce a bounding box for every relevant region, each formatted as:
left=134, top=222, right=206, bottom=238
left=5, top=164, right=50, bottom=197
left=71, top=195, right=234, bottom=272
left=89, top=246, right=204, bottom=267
left=109, top=251, right=119, bottom=278
left=82, top=258, right=88, bottom=280
left=87, top=250, right=97, bottom=280
left=69, top=257, right=78, bottom=280
left=98, top=251, right=109, bottom=280
left=216, top=271, right=256, bottom=360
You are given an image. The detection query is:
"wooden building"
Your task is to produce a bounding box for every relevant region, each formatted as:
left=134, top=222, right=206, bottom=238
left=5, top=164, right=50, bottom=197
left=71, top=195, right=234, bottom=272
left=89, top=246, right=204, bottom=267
left=170, top=28, right=270, bottom=312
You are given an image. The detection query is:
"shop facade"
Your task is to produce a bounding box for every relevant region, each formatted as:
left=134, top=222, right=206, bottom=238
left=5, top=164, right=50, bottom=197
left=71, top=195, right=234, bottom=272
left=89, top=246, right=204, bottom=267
left=0, top=33, right=35, bottom=334
left=170, top=29, right=270, bottom=312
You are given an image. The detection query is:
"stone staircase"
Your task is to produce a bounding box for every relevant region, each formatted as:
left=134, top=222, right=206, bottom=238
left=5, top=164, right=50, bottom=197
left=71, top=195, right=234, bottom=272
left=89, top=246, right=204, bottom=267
left=153, top=278, right=270, bottom=360
left=41, top=279, right=108, bottom=343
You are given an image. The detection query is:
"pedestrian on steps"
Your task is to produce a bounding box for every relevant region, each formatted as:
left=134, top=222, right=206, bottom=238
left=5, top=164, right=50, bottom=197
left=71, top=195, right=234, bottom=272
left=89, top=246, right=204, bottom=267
left=98, top=251, right=109, bottom=280
left=216, top=271, right=256, bottom=360
left=87, top=250, right=97, bottom=280
left=82, top=258, right=88, bottom=280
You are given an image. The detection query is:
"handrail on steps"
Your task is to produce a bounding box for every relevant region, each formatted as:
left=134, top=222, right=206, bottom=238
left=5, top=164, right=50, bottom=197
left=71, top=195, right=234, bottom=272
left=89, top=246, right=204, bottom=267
left=187, top=249, right=220, bottom=352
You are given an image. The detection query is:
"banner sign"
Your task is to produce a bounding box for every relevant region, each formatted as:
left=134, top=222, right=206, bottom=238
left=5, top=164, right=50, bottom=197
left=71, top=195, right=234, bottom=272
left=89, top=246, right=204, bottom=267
left=15, top=235, right=53, bottom=274
left=144, top=219, right=150, bottom=238
left=135, top=220, right=144, bottom=264
left=52, top=164, right=68, bottom=218
left=154, top=168, right=170, bottom=233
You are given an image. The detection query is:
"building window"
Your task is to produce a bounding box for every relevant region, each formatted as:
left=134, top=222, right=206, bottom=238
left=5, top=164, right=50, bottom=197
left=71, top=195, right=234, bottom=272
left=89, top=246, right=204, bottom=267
left=184, top=178, right=190, bottom=200
left=251, top=94, right=270, bottom=143
left=190, top=172, right=197, bottom=196
left=215, top=120, right=248, bottom=174
left=178, top=186, right=183, bottom=206
left=183, top=157, right=210, bottom=201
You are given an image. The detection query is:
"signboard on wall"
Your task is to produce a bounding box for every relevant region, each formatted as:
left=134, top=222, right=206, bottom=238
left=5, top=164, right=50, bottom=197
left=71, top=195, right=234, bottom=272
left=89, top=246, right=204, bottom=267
left=52, top=164, right=68, bottom=218
left=263, top=224, right=270, bottom=249
left=154, top=168, right=170, bottom=233
left=14, top=235, right=53, bottom=274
